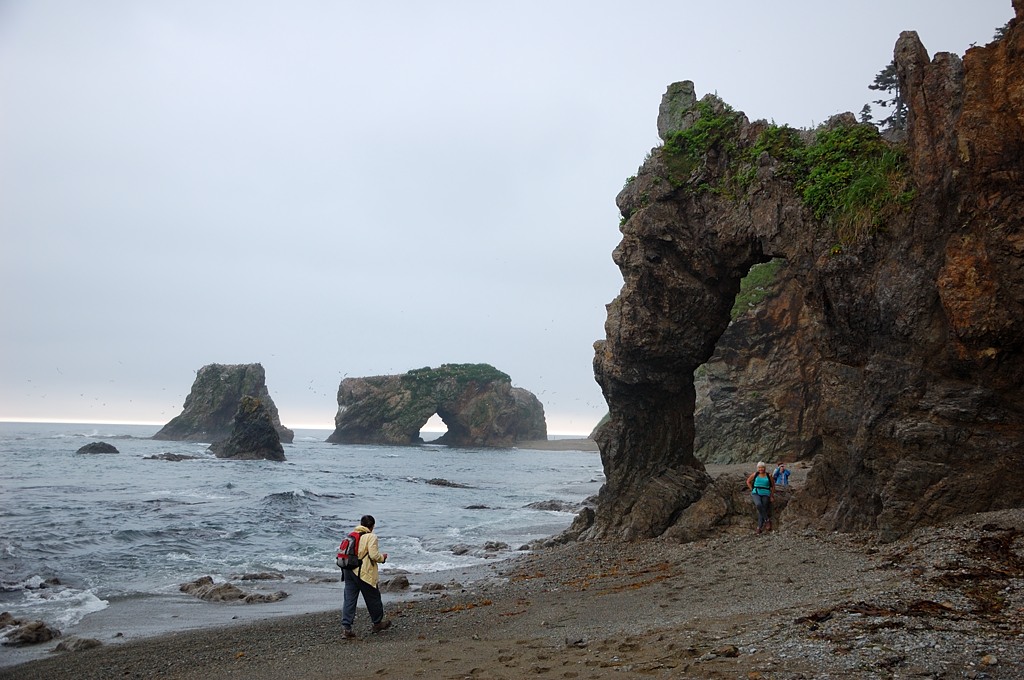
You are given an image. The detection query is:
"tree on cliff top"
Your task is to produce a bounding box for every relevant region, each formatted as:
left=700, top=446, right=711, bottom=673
left=866, top=60, right=906, bottom=132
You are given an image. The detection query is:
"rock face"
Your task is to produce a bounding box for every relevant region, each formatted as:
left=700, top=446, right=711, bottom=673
left=153, top=363, right=293, bottom=444
left=590, top=6, right=1024, bottom=542
left=326, top=364, right=547, bottom=447
left=209, top=396, right=286, bottom=461
left=693, top=261, right=822, bottom=464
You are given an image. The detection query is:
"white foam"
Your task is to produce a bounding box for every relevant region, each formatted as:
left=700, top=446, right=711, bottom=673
left=10, top=586, right=109, bottom=630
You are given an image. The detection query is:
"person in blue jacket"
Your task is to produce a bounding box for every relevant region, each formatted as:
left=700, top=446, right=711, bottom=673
left=746, top=461, right=775, bottom=534
left=773, top=463, right=791, bottom=487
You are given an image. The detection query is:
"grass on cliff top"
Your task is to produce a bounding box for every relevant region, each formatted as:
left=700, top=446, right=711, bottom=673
left=795, top=125, right=913, bottom=242
left=405, top=363, right=510, bottom=384
left=402, top=364, right=511, bottom=400
left=661, top=99, right=743, bottom=188
left=658, top=105, right=913, bottom=242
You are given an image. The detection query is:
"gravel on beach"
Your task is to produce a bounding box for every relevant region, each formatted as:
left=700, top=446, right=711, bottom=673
left=3, top=503, right=1023, bottom=679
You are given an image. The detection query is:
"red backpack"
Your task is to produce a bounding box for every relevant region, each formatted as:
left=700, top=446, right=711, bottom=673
left=336, top=530, right=362, bottom=570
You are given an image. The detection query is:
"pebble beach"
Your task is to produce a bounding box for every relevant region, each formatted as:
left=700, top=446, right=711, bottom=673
left=3, top=459, right=1022, bottom=679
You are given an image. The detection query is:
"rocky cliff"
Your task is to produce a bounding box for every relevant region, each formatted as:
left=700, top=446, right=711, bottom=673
left=153, top=363, right=294, bottom=444
left=693, top=260, right=822, bottom=464
left=589, top=2, right=1024, bottom=542
left=326, top=364, right=547, bottom=447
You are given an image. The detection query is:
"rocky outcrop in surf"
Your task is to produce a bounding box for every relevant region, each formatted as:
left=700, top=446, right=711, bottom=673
left=588, top=5, right=1024, bottom=542
left=153, top=363, right=293, bottom=444
left=326, top=363, right=547, bottom=447
left=208, top=396, right=286, bottom=461
left=179, top=575, right=288, bottom=603
left=75, top=442, right=119, bottom=454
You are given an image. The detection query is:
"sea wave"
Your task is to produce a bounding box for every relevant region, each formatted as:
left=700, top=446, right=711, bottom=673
left=0, top=421, right=603, bottom=639
left=3, top=582, right=109, bottom=629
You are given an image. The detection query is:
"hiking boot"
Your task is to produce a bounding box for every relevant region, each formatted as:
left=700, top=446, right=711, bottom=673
left=371, top=619, right=392, bottom=633
left=755, top=526, right=762, bottom=535
left=765, top=520, right=772, bottom=532
left=342, top=627, right=356, bottom=639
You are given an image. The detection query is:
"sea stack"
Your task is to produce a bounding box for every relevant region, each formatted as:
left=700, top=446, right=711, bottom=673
left=153, top=363, right=294, bottom=443
left=209, top=396, right=286, bottom=461
left=327, top=363, right=547, bottom=447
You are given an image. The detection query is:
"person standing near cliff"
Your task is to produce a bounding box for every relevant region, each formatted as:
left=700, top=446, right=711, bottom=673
left=341, top=514, right=392, bottom=638
left=746, top=462, right=775, bottom=534
left=773, top=463, right=791, bottom=487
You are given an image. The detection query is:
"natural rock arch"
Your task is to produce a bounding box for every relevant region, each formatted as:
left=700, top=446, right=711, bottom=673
left=326, top=364, right=547, bottom=447
left=586, top=15, right=1024, bottom=542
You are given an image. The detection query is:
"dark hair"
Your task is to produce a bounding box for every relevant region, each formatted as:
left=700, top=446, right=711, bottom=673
left=360, top=514, right=375, bottom=530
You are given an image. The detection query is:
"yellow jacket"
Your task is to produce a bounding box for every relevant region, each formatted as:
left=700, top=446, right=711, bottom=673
left=354, top=525, right=386, bottom=587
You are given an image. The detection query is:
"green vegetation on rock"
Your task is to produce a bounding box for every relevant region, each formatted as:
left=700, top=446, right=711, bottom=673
left=796, top=125, right=913, bottom=241
left=403, top=364, right=509, bottom=391
left=661, top=99, right=742, bottom=188
left=744, top=122, right=913, bottom=242
left=731, top=259, right=784, bottom=319
left=655, top=100, right=913, bottom=242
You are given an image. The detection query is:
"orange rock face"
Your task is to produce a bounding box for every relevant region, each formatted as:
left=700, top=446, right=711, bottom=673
left=590, top=3, right=1024, bottom=542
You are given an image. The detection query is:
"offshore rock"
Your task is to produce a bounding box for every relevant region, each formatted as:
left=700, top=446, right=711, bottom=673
left=327, top=363, right=547, bottom=447
left=153, top=363, right=293, bottom=443
left=592, top=6, right=1024, bottom=542
left=209, top=396, right=285, bottom=461
left=75, top=441, right=119, bottom=454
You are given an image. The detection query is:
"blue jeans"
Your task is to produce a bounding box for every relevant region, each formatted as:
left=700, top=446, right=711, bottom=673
left=341, top=569, right=384, bottom=628
left=752, top=493, right=771, bottom=529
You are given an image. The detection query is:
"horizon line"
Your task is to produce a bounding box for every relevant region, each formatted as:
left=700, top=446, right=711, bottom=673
left=0, top=418, right=593, bottom=438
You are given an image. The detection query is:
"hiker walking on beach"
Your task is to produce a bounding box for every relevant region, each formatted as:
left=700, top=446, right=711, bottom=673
left=746, top=462, right=775, bottom=534
left=341, top=514, right=392, bottom=638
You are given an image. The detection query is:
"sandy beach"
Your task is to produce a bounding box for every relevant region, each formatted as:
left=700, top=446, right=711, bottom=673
left=3, top=513, right=1022, bottom=679
left=515, top=438, right=599, bottom=452
left=3, top=464, right=1023, bottom=679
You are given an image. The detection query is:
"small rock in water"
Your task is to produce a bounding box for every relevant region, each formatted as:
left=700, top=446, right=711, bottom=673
left=2, top=620, right=60, bottom=646
left=76, top=441, right=119, bottom=454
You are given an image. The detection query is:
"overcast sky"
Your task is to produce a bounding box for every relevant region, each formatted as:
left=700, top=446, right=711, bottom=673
left=0, top=1, right=1013, bottom=435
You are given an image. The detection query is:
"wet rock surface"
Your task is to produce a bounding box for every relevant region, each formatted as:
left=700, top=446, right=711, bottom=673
left=179, top=576, right=288, bottom=604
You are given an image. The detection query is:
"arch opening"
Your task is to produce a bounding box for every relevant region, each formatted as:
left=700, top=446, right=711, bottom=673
left=419, top=413, right=448, bottom=442
left=693, top=257, right=813, bottom=466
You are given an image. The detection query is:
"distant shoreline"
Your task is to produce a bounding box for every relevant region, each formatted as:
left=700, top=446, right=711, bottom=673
left=515, top=437, right=598, bottom=451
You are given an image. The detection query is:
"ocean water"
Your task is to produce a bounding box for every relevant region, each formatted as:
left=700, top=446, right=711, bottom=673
left=0, top=422, right=602, bottom=643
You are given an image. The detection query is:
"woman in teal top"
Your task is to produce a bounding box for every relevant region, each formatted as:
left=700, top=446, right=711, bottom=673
left=746, top=461, right=776, bottom=534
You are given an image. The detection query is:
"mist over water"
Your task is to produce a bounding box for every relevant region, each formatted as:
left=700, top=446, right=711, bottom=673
left=0, top=422, right=602, bottom=636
